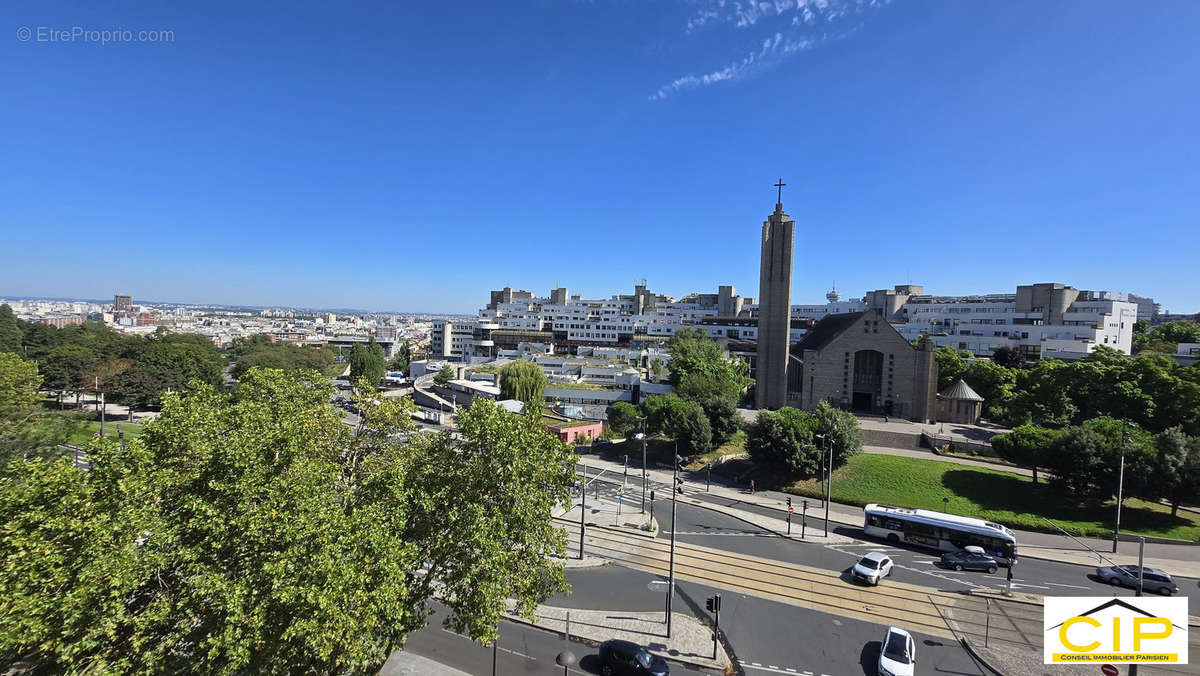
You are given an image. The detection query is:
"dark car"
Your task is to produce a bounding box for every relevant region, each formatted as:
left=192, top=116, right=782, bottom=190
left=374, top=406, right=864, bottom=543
left=1095, top=565, right=1179, bottom=595
left=598, top=639, right=669, bottom=676
left=940, top=548, right=999, bottom=573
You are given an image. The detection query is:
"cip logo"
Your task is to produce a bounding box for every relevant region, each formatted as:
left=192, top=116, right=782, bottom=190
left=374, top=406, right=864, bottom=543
left=1044, top=596, right=1188, bottom=664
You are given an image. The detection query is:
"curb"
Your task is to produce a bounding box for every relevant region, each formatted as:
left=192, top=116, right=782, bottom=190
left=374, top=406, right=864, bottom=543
left=500, top=611, right=732, bottom=674
left=585, top=473, right=854, bottom=546
left=963, top=587, right=1043, bottom=607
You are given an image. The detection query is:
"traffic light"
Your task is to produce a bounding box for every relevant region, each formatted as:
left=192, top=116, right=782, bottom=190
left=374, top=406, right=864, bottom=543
left=675, top=476, right=685, bottom=494
left=786, top=497, right=792, bottom=509
left=706, top=596, right=715, bottom=613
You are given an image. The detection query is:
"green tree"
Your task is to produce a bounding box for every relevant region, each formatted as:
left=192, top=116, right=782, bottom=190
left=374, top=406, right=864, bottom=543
left=745, top=407, right=819, bottom=478
left=962, top=360, right=1016, bottom=418
left=349, top=342, right=386, bottom=386
left=641, top=394, right=711, bottom=456
left=1155, top=427, right=1200, bottom=517
left=607, top=401, right=641, bottom=437
left=649, top=357, right=665, bottom=383
left=933, top=346, right=966, bottom=390
left=434, top=364, right=455, bottom=386
left=989, top=424, right=1060, bottom=483
left=0, top=370, right=574, bottom=673
left=39, top=344, right=97, bottom=396
left=990, top=346, right=1025, bottom=369
left=388, top=340, right=412, bottom=373
left=499, top=359, right=547, bottom=408
left=1046, top=418, right=1155, bottom=503
left=1151, top=320, right=1200, bottom=345
left=0, top=304, right=21, bottom=354
left=698, top=395, right=741, bottom=447
left=0, top=353, right=76, bottom=466
left=666, top=328, right=748, bottom=399
left=812, top=400, right=862, bottom=469
left=1046, top=427, right=1109, bottom=502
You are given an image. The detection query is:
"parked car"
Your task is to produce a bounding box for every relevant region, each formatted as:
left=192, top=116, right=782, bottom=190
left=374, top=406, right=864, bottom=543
left=592, top=438, right=613, bottom=449
left=877, top=626, right=917, bottom=676
left=597, top=639, right=669, bottom=676
left=1095, top=565, right=1179, bottom=595
left=851, top=551, right=894, bottom=585
left=940, top=546, right=999, bottom=573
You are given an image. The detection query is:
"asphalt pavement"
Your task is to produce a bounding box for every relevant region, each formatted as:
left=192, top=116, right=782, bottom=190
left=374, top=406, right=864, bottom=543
left=555, top=565, right=985, bottom=676
left=579, top=472, right=1200, bottom=606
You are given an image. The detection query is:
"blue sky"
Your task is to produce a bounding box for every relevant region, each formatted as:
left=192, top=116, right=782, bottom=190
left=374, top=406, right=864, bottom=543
left=3, top=1, right=1198, bottom=314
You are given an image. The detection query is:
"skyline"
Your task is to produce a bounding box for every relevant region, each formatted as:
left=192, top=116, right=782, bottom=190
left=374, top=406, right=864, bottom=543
left=4, top=1, right=1199, bottom=314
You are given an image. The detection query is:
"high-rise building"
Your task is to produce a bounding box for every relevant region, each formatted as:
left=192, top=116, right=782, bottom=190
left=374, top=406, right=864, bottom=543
left=756, top=194, right=795, bottom=410
left=114, top=294, right=132, bottom=311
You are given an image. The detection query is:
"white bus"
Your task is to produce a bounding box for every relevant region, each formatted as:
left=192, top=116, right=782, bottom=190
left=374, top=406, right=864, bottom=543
left=862, top=503, right=1018, bottom=565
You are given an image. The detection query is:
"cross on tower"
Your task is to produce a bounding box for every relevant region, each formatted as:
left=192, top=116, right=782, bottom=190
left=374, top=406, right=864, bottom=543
left=774, top=177, right=786, bottom=203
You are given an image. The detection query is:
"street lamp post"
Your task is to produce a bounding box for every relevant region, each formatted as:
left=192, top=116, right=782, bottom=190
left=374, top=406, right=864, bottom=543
left=637, top=418, right=648, bottom=514
left=665, top=443, right=680, bottom=638
left=1113, top=427, right=1129, bottom=553
left=816, top=426, right=836, bottom=537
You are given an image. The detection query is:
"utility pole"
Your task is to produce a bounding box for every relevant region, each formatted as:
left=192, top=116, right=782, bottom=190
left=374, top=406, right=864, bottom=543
left=1113, top=426, right=1128, bottom=553
left=578, top=471, right=587, bottom=560
left=666, top=444, right=681, bottom=638
left=824, top=425, right=836, bottom=537
left=1131, top=536, right=1146, bottom=676
left=639, top=419, right=648, bottom=514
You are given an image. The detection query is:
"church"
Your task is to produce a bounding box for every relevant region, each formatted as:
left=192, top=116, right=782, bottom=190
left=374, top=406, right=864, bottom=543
left=752, top=183, right=938, bottom=422
left=784, top=309, right=938, bottom=422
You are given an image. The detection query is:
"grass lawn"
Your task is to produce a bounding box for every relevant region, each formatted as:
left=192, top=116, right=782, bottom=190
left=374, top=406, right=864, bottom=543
left=63, top=419, right=145, bottom=446
left=784, top=453, right=1200, bottom=541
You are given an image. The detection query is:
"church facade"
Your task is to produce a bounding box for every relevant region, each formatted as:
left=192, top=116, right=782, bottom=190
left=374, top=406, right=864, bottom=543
left=785, top=309, right=938, bottom=423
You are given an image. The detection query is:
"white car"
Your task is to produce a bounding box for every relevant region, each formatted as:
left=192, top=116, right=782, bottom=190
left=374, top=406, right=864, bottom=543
left=852, top=551, right=894, bottom=585
left=878, top=626, right=916, bottom=676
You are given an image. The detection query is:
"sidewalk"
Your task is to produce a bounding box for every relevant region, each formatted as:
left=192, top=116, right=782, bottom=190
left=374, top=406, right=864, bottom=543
left=503, top=603, right=731, bottom=673
left=380, top=651, right=474, bottom=676
left=575, top=455, right=1200, bottom=578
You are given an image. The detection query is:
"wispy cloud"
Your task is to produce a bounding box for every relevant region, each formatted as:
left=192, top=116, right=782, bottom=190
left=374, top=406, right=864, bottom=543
left=655, top=0, right=890, bottom=100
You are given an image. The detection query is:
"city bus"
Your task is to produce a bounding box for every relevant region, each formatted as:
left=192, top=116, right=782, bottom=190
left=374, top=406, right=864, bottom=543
left=862, top=503, right=1018, bottom=565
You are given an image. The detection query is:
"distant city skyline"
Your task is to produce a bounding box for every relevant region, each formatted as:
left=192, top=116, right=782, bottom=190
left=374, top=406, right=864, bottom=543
left=4, top=2, right=1198, bottom=314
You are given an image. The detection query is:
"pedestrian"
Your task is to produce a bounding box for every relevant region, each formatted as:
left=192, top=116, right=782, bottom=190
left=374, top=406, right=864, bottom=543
left=884, top=415, right=889, bottom=423
left=750, top=479, right=755, bottom=495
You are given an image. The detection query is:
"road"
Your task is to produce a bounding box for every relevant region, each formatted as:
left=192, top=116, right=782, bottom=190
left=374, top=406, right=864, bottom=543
left=395, top=568, right=983, bottom=676
left=579, top=468, right=1200, bottom=607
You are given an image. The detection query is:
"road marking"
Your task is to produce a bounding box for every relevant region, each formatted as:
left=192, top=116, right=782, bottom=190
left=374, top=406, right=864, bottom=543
left=740, top=660, right=826, bottom=676
left=1046, top=582, right=1091, bottom=589
left=500, top=647, right=535, bottom=660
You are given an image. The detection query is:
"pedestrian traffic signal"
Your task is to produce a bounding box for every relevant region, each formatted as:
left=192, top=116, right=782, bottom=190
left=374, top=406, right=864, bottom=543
left=704, top=594, right=721, bottom=612
left=786, top=497, right=792, bottom=508
left=675, top=476, right=685, bottom=494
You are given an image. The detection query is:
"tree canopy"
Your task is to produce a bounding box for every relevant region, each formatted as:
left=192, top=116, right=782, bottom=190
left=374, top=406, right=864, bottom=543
left=0, top=305, right=21, bottom=354
left=667, top=328, right=747, bottom=446
left=228, top=334, right=338, bottom=379
left=12, top=321, right=226, bottom=409
left=0, top=353, right=80, bottom=466
left=642, top=394, right=712, bottom=456
left=498, top=359, right=547, bottom=408
left=745, top=401, right=861, bottom=481
left=349, top=340, right=386, bottom=386
left=606, top=401, right=641, bottom=437
left=0, top=369, right=575, bottom=673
